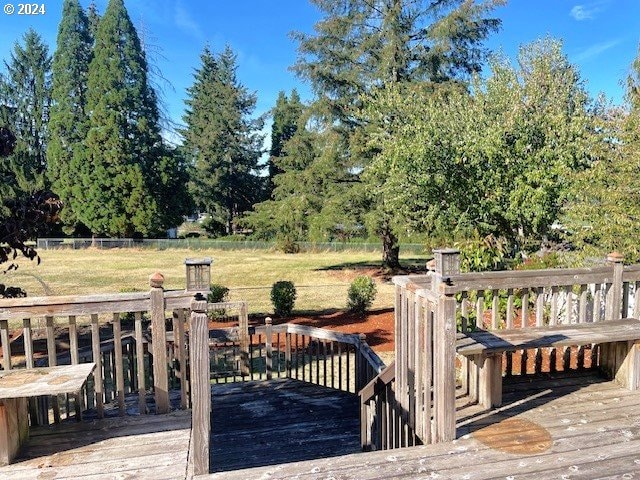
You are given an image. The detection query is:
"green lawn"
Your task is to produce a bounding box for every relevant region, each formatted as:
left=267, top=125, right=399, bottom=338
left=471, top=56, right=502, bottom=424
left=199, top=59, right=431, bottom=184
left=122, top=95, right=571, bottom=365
left=5, top=248, right=428, bottom=314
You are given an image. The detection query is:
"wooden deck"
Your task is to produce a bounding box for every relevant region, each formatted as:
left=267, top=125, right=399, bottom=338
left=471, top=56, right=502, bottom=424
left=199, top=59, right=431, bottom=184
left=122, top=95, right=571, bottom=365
left=0, top=409, right=191, bottom=479
left=211, top=379, right=361, bottom=472
left=4, top=372, right=640, bottom=479
left=0, top=378, right=360, bottom=479
left=205, top=372, right=640, bottom=479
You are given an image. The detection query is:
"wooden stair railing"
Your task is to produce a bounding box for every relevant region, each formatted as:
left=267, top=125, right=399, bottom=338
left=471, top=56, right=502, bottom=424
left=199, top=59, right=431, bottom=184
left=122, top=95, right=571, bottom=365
left=360, top=360, right=420, bottom=451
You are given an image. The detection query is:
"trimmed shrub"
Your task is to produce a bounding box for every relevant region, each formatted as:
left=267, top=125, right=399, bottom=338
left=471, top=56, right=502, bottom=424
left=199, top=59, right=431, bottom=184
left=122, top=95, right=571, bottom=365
left=347, top=276, right=377, bottom=313
left=208, top=284, right=230, bottom=303
left=271, top=281, right=297, bottom=317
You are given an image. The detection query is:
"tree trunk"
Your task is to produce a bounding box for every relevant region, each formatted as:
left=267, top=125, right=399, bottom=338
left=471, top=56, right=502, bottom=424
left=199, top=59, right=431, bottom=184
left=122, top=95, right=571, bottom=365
left=381, top=228, right=401, bottom=269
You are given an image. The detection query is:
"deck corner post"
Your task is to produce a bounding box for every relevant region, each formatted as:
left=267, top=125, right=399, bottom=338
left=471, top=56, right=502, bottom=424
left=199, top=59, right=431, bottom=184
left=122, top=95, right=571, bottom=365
left=606, top=251, right=625, bottom=320
left=189, top=295, right=211, bottom=476
left=150, top=272, right=169, bottom=414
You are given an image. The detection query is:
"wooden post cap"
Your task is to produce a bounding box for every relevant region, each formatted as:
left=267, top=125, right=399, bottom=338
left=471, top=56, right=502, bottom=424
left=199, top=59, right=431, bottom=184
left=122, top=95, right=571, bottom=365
left=607, top=251, right=624, bottom=263
left=149, top=272, right=165, bottom=288
left=426, top=259, right=437, bottom=271
left=265, top=317, right=272, bottom=325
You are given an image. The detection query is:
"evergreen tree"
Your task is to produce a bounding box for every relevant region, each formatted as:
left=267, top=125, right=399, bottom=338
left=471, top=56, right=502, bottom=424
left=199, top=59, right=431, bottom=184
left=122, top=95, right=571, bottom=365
left=47, top=0, right=93, bottom=233
left=265, top=0, right=504, bottom=267
left=87, top=2, right=101, bottom=41
left=182, top=46, right=263, bottom=235
left=82, top=0, right=163, bottom=236
left=268, top=90, right=304, bottom=193
left=0, top=126, right=62, bottom=298
left=0, top=29, right=52, bottom=182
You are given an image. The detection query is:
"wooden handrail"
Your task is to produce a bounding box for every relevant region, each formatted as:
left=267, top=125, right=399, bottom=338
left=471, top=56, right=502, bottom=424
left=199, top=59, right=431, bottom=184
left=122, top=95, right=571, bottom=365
left=0, top=289, right=200, bottom=319
left=359, top=360, right=395, bottom=401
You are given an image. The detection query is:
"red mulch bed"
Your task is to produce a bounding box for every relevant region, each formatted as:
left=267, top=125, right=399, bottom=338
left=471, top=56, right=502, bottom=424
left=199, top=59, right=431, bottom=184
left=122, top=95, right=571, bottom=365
left=210, top=308, right=395, bottom=352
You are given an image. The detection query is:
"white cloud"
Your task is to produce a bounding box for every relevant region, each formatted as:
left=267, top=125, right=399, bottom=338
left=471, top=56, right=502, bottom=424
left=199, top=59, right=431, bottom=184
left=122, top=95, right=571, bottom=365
left=570, top=1, right=609, bottom=21
left=174, top=1, right=204, bottom=40
left=574, top=39, right=621, bottom=62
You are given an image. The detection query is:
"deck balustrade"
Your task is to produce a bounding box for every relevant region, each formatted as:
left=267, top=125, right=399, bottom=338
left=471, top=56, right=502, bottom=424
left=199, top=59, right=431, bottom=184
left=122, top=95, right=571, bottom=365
left=361, top=249, right=640, bottom=451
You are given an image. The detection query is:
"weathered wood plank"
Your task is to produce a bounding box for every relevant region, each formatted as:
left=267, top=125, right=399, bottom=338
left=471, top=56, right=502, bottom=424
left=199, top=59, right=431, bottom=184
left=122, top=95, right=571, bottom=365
left=457, top=318, right=640, bottom=356
left=0, top=364, right=95, bottom=398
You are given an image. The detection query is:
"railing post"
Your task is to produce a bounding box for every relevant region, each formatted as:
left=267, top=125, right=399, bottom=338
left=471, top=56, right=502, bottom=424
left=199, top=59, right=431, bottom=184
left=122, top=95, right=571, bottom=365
left=607, top=251, right=624, bottom=320
left=0, top=320, right=11, bottom=371
left=432, top=249, right=459, bottom=443
left=356, top=333, right=367, bottom=392
left=239, top=302, right=250, bottom=376
left=190, top=295, right=211, bottom=476
left=434, top=291, right=457, bottom=443
left=150, top=272, right=169, bottom=414
left=285, top=331, right=292, bottom=378
left=265, top=317, right=273, bottom=380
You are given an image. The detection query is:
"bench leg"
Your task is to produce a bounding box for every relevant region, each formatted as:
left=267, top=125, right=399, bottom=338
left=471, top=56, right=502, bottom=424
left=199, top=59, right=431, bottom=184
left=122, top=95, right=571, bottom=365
left=476, top=354, right=503, bottom=409
left=615, top=341, right=640, bottom=390
left=0, top=398, right=29, bottom=466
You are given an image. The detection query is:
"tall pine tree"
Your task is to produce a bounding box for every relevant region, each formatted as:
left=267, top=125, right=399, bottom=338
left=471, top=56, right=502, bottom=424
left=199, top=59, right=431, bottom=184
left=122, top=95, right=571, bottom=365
left=82, top=0, right=163, bottom=237
left=0, top=29, right=52, bottom=183
left=268, top=89, right=304, bottom=192
left=182, top=46, right=263, bottom=235
left=47, top=0, right=93, bottom=233
left=285, top=0, right=503, bottom=267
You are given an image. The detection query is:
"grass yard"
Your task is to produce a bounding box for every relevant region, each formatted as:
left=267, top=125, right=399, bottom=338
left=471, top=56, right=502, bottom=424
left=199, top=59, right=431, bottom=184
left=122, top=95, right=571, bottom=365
left=4, top=247, right=428, bottom=314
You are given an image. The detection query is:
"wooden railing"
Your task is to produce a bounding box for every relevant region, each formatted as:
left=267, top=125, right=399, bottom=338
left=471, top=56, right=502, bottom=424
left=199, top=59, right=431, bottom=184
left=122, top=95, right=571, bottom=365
left=206, top=318, right=384, bottom=393
left=0, top=274, right=199, bottom=424
left=362, top=250, right=636, bottom=451
left=188, top=301, right=385, bottom=475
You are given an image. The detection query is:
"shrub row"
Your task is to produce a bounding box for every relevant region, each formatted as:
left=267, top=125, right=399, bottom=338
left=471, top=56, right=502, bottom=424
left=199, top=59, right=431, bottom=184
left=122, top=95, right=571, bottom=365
left=207, top=275, right=378, bottom=318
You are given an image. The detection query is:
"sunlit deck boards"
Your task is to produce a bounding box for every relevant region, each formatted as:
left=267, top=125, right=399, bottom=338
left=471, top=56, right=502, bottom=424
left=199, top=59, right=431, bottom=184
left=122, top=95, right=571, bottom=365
left=211, top=378, right=361, bottom=473
left=205, top=373, right=640, bottom=479
left=0, top=409, right=191, bottom=479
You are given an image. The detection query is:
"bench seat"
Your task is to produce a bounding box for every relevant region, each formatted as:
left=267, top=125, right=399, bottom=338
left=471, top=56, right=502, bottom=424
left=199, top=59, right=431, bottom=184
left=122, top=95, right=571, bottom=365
left=456, top=318, right=640, bottom=409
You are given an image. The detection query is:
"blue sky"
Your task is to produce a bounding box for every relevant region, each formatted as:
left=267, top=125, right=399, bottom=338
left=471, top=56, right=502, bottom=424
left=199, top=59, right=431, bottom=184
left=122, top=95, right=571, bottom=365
left=0, top=0, right=639, bottom=142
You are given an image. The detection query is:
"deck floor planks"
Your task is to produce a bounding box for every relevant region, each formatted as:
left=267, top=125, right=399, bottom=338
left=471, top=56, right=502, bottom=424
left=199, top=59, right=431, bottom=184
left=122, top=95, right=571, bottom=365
left=205, top=374, right=640, bottom=480
left=0, top=409, right=191, bottom=480
left=210, top=378, right=361, bottom=472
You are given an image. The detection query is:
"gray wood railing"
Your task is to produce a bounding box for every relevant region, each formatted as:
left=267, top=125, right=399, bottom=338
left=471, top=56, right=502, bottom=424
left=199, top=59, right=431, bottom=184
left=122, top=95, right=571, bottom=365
left=0, top=274, right=200, bottom=424
left=362, top=250, right=636, bottom=451
left=188, top=304, right=385, bottom=475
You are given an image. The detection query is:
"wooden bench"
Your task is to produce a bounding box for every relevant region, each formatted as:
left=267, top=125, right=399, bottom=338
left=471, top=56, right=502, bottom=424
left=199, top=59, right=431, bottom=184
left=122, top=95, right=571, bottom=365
left=0, top=363, right=95, bottom=465
left=456, top=318, right=640, bottom=409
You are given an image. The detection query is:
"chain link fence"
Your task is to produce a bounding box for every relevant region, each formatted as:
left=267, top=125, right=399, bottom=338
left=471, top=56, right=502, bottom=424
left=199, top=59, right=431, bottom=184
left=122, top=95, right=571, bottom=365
left=36, top=237, right=428, bottom=254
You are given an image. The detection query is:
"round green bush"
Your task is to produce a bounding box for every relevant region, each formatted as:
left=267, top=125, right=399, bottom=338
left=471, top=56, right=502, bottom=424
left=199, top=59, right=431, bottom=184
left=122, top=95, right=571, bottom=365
left=271, top=281, right=297, bottom=317
left=208, top=283, right=229, bottom=303
left=347, top=276, right=377, bottom=313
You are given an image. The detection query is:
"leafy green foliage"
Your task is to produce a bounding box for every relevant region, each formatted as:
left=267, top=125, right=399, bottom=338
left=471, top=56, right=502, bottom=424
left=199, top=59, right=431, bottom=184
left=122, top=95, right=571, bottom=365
left=251, top=0, right=505, bottom=268
left=561, top=45, right=640, bottom=262
left=208, top=284, right=230, bottom=303
left=182, top=46, right=264, bottom=235
left=456, top=235, right=509, bottom=273
left=0, top=126, right=62, bottom=298
left=364, top=38, right=600, bottom=254
left=347, top=276, right=377, bottom=314
left=270, top=280, right=297, bottom=317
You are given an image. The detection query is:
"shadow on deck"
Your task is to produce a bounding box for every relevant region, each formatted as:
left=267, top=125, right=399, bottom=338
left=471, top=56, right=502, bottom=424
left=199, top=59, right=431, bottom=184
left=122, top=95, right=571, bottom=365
left=211, top=378, right=361, bottom=473
left=206, top=373, right=640, bottom=479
